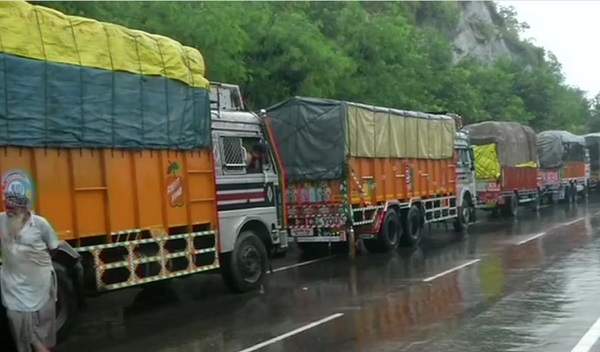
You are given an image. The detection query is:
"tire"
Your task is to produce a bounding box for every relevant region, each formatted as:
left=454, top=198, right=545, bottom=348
left=0, top=263, right=78, bottom=347
left=567, top=184, right=575, bottom=204
left=53, top=262, right=78, bottom=345
left=401, top=205, right=423, bottom=247
left=530, top=192, right=540, bottom=211
left=364, top=210, right=401, bottom=253
left=221, top=231, right=268, bottom=293
left=501, top=193, right=518, bottom=218
left=453, top=195, right=471, bottom=234
left=0, top=302, right=17, bottom=352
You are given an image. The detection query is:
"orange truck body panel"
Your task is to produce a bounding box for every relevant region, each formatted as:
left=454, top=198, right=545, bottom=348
left=562, top=161, right=586, bottom=179
left=0, top=147, right=218, bottom=244
left=286, top=157, right=455, bottom=206
left=285, top=157, right=456, bottom=230
left=347, top=156, right=456, bottom=205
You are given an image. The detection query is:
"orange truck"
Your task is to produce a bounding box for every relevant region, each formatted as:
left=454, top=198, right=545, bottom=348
left=585, top=133, right=600, bottom=191
left=537, top=130, right=588, bottom=203
left=463, top=121, right=540, bottom=217
left=0, top=1, right=282, bottom=344
left=263, top=98, right=472, bottom=254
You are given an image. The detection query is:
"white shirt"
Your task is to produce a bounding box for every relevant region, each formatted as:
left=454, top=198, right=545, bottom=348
left=0, top=213, right=60, bottom=312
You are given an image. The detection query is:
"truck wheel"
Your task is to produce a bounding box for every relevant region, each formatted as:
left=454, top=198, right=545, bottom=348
left=501, top=194, right=518, bottom=218
left=453, top=196, right=471, bottom=235
left=530, top=192, right=540, bottom=211
left=401, top=205, right=423, bottom=247
left=546, top=193, right=554, bottom=205
left=0, top=301, right=17, bottom=351
left=470, top=202, right=477, bottom=223
left=54, top=262, right=78, bottom=344
left=221, top=231, right=268, bottom=293
left=364, top=209, right=400, bottom=253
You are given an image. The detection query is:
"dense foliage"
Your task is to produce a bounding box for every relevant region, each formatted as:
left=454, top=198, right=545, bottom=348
left=34, top=1, right=600, bottom=133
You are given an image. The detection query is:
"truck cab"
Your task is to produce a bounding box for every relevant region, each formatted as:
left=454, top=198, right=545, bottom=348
left=210, top=83, right=288, bottom=290
left=454, top=129, right=477, bottom=231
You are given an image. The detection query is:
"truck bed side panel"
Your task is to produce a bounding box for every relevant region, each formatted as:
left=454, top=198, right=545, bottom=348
left=502, top=167, right=538, bottom=191
left=0, top=147, right=218, bottom=242
left=348, top=156, right=456, bottom=204
left=562, top=161, right=586, bottom=179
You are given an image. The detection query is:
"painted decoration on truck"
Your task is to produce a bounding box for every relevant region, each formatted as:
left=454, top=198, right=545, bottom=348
left=406, top=164, right=414, bottom=191
left=1, top=169, right=35, bottom=208
left=216, top=182, right=276, bottom=212
left=286, top=182, right=332, bottom=204
left=166, top=161, right=185, bottom=207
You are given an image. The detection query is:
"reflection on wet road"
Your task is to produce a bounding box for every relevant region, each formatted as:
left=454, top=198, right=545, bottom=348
left=54, top=200, right=600, bottom=352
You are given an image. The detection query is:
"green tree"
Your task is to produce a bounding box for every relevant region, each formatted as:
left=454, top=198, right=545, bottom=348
left=30, top=1, right=593, bottom=133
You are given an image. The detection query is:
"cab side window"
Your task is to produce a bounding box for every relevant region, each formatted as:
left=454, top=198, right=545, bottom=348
left=221, top=136, right=270, bottom=174
left=221, top=137, right=246, bottom=174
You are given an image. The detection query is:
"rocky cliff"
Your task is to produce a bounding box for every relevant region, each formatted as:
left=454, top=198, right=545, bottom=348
left=451, top=1, right=515, bottom=64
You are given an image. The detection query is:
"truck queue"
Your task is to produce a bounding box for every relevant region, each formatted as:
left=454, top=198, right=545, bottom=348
left=0, top=1, right=597, bottom=348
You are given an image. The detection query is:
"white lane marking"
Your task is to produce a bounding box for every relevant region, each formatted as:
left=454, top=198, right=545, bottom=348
left=565, top=217, right=585, bottom=226
left=517, top=232, right=547, bottom=245
left=516, top=216, right=586, bottom=245
left=271, top=255, right=339, bottom=273
left=570, top=315, right=600, bottom=352
left=237, top=313, right=344, bottom=352
left=423, top=259, right=481, bottom=283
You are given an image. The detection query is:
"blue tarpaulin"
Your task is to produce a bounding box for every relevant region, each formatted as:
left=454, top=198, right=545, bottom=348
left=0, top=53, right=211, bottom=150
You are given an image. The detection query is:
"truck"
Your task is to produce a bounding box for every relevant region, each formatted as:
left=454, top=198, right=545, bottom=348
left=262, top=97, right=477, bottom=255
left=463, top=121, right=540, bottom=217
left=584, top=133, right=600, bottom=191
left=0, top=2, right=283, bottom=345
left=536, top=130, right=588, bottom=203
left=209, top=82, right=288, bottom=265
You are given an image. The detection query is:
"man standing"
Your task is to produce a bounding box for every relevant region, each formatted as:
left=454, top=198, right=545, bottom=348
left=0, top=192, right=59, bottom=352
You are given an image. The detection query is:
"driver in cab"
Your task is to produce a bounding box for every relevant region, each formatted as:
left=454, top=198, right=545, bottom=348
left=245, top=142, right=267, bottom=173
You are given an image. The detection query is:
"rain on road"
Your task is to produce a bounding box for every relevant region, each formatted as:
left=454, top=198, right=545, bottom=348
left=42, top=199, right=600, bottom=352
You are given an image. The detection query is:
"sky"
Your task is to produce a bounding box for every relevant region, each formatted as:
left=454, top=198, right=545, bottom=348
left=502, top=1, right=600, bottom=98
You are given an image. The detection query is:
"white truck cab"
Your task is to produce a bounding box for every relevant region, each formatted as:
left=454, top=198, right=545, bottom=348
left=210, top=82, right=288, bottom=292
left=453, top=128, right=477, bottom=231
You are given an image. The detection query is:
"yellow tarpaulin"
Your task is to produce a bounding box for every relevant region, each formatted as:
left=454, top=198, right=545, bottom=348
left=516, top=161, right=537, bottom=168
left=473, top=144, right=538, bottom=180
left=473, top=143, right=501, bottom=179
left=0, top=1, right=208, bottom=88
left=346, top=105, right=455, bottom=159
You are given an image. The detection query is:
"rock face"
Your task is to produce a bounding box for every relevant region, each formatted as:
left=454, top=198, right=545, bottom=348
left=451, top=1, right=514, bottom=64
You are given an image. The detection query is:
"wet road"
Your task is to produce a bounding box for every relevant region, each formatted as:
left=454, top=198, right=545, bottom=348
left=53, top=200, right=600, bottom=352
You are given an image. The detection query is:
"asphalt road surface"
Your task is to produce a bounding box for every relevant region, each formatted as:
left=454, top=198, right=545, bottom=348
left=20, top=199, right=600, bottom=351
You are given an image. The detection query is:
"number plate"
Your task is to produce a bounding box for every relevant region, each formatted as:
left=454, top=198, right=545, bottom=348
left=290, top=228, right=313, bottom=237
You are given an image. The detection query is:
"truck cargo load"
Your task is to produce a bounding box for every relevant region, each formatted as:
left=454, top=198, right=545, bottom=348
left=0, top=0, right=210, bottom=150
left=264, top=97, right=464, bottom=251
left=536, top=130, right=587, bottom=202
left=462, top=121, right=539, bottom=216
left=463, top=121, right=537, bottom=180
left=537, top=130, right=585, bottom=169
left=265, top=97, right=455, bottom=183
left=585, top=133, right=600, bottom=173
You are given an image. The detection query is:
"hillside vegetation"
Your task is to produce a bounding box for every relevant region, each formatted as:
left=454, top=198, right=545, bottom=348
left=33, top=1, right=600, bottom=133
